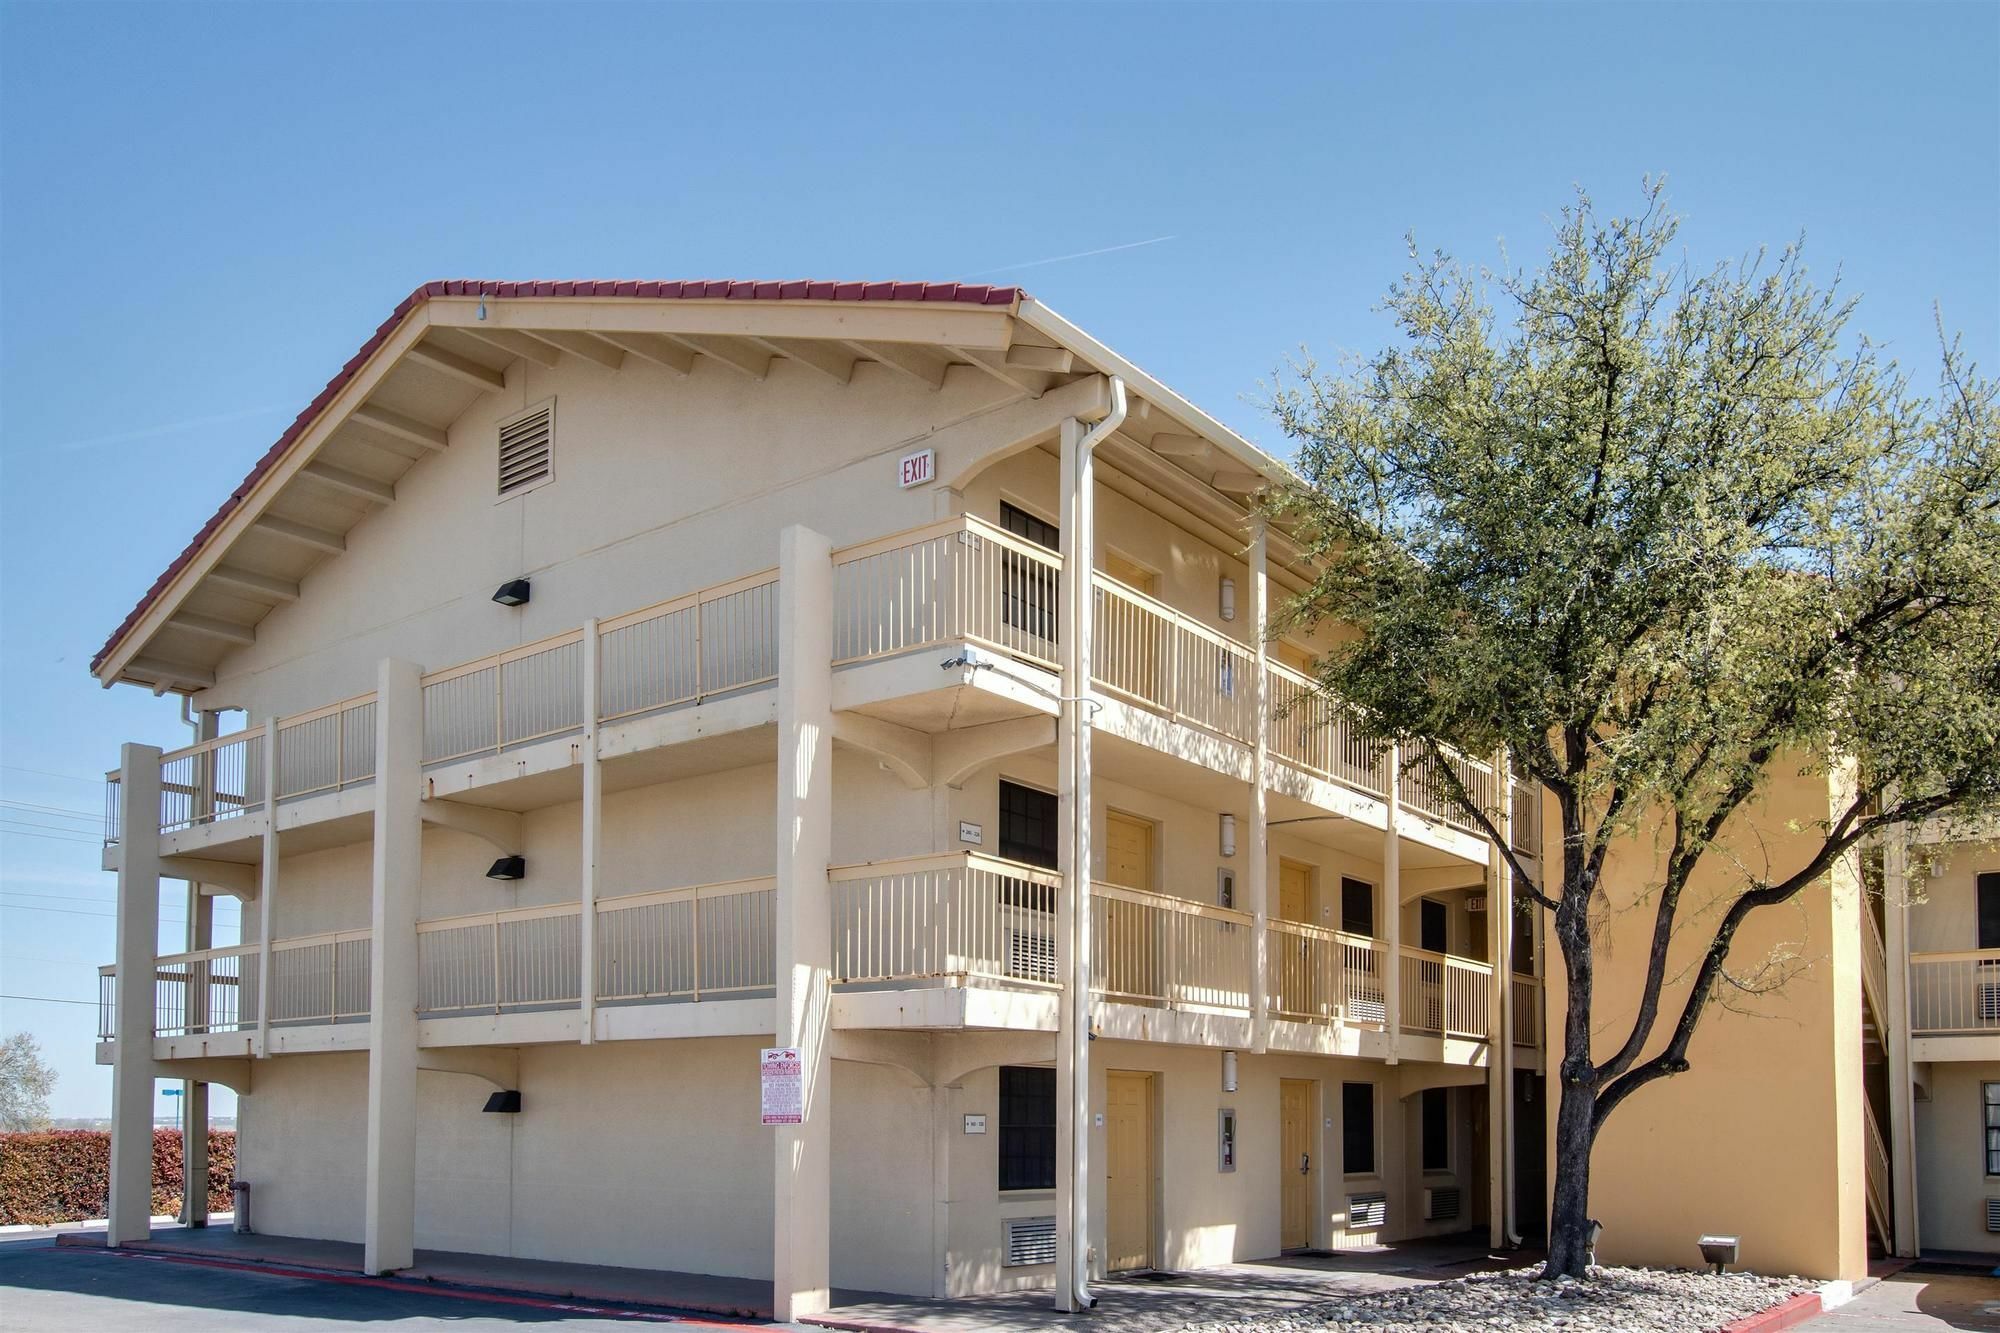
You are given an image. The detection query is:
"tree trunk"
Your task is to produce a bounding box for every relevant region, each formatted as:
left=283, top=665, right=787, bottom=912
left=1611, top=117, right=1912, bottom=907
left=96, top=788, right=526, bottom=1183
left=1543, top=1074, right=1597, bottom=1276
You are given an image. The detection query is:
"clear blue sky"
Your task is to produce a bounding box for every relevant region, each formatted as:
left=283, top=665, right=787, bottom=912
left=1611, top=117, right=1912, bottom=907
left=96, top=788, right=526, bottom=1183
left=2, top=2, right=1994, bottom=1120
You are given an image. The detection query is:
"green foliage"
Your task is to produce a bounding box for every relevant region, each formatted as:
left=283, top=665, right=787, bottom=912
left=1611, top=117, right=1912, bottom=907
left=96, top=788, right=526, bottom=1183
left=1273, top=180, right=1998, bottom=886
left=1270, top=182, right=1999, bottom=1272
left=0, top=1033, right=56, bottom=1133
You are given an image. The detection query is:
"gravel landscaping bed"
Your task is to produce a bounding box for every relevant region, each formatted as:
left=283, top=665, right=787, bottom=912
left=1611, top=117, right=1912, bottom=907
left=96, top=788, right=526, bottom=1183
left=1181, top=1265, right=1819, bottom=1333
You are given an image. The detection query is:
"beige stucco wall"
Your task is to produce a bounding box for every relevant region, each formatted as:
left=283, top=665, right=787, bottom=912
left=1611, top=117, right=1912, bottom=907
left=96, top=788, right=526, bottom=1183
left=1908, top=847, right=1997, bottom=955
left=236, top=1037, right=934, bottom=1289
left=1913, top=1061, right=1999, bottom=1255
left=1545, top=766, right=1867, bottom=1280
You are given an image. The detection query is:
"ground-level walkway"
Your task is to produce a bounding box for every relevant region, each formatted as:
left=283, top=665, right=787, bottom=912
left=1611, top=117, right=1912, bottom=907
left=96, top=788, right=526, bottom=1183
left=51, top=1225, right=1535, bottom=1330
left=1802, top=1263, right=2000, bottom=1332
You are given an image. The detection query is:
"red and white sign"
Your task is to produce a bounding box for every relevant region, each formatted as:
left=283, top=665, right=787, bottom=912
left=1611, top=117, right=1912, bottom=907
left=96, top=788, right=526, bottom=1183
left=760, top=1046, right=803, bottom=1125
left=898, top=448, right=936, bottom=489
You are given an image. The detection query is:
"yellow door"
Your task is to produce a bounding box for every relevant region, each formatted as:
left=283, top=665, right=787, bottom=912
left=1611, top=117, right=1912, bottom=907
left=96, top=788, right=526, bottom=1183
left=1278, top=859, right=1313, bottom=922
left=1279, top=1079, right=1314, bottom=1250
left=1106, top=1071, right=1155, bottom=1272
left=1103, top=553, right=1161, bottom=703
left=1277, top=860, right=1320, bottom=1017
left=1103, top=812, right=1157, bottom=999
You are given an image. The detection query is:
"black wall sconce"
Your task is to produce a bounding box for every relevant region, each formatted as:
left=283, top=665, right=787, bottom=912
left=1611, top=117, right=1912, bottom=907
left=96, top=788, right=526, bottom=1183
left=485, top=855, right=526, bottom=881
left=482, top=1090, right=522, bottom=1114
left=492, top=579, right=531, bottom=607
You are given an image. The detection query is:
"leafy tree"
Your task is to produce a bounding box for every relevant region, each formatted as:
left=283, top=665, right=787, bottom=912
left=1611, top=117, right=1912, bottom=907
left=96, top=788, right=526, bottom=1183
left=0, top=1032, right=57, bottom=1132
left=1270, top=183, right=2000, bottom=1278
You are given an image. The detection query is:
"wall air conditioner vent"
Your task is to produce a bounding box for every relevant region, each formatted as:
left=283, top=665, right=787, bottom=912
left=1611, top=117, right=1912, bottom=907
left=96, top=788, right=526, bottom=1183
left=1008, top=929, right=1057, bottom=984
left=1004, top=1216, right=1058, bottom=1267
left=1424, top=1186, right=1462, bottom=1222
left=1986, top=1198, right=2000, bottom=1234
left=1347, top=1193, right=1388, bottom=1231
left=498, top=400, right=554, bottom=498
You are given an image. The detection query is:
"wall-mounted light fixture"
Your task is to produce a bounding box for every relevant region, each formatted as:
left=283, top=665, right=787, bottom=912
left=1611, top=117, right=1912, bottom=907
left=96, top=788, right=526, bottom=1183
left=1222, top=1049, right=1239, bottom=1093
left=485, top=855, right=526, bottom=881
left=1219, top=577, right=1237, bottom=622
left=492, top=579, right=531, bottom=607
left=1219, top=813, right=1237, bottom=858
left=482, top=1090, right=522, bottom=1113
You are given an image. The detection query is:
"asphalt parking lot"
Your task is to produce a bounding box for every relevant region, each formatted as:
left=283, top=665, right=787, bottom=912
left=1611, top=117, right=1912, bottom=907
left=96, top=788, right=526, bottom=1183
left=0, top=1235, right=762, bottom=1331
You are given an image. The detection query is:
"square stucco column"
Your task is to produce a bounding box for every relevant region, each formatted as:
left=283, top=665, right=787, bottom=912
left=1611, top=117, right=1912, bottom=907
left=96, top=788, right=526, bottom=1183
left=1055, top=415, right=1096, bottom=1310
left=109, top=742, right=163, bottom=1246
left=1247, top=521, right=1271, bottom=1056
left=773, top=525, right=833, bottom=1324
left=364, top=659, right=424, bottom=1275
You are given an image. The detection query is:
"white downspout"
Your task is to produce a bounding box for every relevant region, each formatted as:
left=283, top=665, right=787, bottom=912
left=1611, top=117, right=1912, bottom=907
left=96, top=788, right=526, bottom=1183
left=1056, top=375, right=1126, bottom=1314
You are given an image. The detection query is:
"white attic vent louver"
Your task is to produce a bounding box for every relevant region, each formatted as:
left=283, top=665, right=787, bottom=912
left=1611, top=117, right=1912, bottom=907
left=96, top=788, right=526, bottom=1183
left=1987, top=1198, right=2000, bottom=1234
left=1424, top=1186, right=1462, bottom=1222
left=498, top=400, right=554, bottom=498
left=1004, top=1216, right=1057, bottom=1266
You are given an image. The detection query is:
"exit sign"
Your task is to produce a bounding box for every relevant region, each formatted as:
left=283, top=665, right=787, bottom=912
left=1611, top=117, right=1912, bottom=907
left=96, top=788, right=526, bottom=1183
left=898, top=448, right=936, bottom=488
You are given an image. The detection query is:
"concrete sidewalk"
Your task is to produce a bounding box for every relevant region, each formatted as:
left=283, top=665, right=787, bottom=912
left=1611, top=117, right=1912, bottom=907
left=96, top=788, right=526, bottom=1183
left=806, top=1238, right=1539, bottom=1333
left=54, top=1226, right=1536, bottom=1330
left=56, top=1224, right=808, bottom=1318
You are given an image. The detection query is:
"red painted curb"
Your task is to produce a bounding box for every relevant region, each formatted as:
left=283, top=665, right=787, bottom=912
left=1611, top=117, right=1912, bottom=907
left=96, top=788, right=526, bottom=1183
left=57, top=1242, right=765, bottom=1328
left=1720, top=1291, right=1823, bottom=1333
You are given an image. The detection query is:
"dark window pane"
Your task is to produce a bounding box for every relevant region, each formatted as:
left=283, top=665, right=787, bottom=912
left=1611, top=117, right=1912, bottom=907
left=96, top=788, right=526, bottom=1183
left=1420, top=899, right=1448, bottom=953
left=1342, top=1082, right=1375, bottom=1174
left=999, top=780, right=1059, bottom=870
left=1511, top=890, right=1537, bottom=976
left=999, top=1066, right=1057, bottom=1191
left=1422, top=1087, right=1449, bottom=1171
left=1978, top=873, right=2000, bottom=950
left=999, top=503, right=1059, bottom=640
left=1340, top=878, right=1374, bottom=937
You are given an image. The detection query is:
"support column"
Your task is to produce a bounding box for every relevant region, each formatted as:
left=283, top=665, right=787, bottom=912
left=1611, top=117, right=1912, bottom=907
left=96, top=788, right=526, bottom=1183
left=1055, top=415, right=1097, bottom=1311
left=931, top=1081, right=957, bottom=1298
left=1487, top=763, right=1515, bottom=1247
left=1382, top=745, right=1402, bottom=1064
left=1882, top=835, right=1920, bottom=1258
left=1248, top=522, right=1271, bottom=1056
left=580, top=618, right=600, bottom=1045
left=364, top=659, right=423, bottom=1275
left=109, top=742, right=163, bottom=1246
left=772, top=525, right=834, bottom=1324
left=255, top=717, right=277, bottom=1058
left=181, top=710, right=221, bottom=1227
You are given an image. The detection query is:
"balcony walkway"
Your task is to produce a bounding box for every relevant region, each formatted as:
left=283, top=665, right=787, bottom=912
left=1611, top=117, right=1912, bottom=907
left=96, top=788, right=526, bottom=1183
left=104, top=514, right=1537, bottom=871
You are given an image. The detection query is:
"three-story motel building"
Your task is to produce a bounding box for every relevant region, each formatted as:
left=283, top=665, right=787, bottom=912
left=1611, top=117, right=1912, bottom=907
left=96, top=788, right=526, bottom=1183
left=85, top=280, right=1988, bottom=1317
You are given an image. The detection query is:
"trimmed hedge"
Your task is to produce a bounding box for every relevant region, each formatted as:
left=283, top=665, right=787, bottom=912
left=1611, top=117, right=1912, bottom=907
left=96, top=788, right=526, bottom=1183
left=0, top=1128, right=235, bottom=1226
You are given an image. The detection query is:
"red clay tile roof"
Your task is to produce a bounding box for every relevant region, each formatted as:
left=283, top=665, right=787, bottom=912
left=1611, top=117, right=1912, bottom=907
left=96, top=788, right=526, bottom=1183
left=91, top=279, right=1025, bottom=678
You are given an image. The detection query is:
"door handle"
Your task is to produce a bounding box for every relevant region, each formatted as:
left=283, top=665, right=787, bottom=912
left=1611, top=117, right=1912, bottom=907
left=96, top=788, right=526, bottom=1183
left=1299, top=1153, right=1310, bottom=1175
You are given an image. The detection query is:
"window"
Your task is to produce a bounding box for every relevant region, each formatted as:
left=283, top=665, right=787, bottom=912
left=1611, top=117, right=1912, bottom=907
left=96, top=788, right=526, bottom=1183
left=1985, top=1082, right=2000, bottom=1176
left=999, top=781, right=1058, bottom=870
left=999, top=502, right=1058, bottom=640
left=1979, top=873, right=2000, bottom=950
left=1341, top=877, right=1374, bottom=937
left=1511, top=885, right=1537, bottom=976
left=1422, top=1087, right=1450, bottom=1172
left=497, top=399, right=554, bottom=497
left=1342, top=1082, right=1375, bottom=1174
left=999, top=1066, right=1057, bottom=1191
left=1420, top=898, right=1449, bottom=953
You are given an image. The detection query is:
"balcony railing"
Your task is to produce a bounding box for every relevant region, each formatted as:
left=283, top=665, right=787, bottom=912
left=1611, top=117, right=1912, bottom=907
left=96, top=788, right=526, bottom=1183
left=1398, top=946, right=1493, bottom=1039
left=1510, top=974, right=1541, bottom=1046
left=98, top=862, right=1515, bottom=1046
left=109, top=513, right=1510, bottom=847
left=1910, top=949, right=2000, bottom=1036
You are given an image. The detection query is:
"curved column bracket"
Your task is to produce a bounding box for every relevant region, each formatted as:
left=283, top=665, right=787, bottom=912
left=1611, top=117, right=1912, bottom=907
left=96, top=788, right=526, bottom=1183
left=934, top=716, right=1056, bottom=788
left=416, top=1047, right=520, bottom=1094
left=161, top=856, right=259, bottom=900
left=832, top=713, right=932, bottom=791
left=419, top=798, right=523, bottom=856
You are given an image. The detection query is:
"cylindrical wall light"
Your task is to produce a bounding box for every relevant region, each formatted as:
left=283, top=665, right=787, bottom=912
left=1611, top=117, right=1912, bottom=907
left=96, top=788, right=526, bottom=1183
left=1219, top=576, right=1237, bottom=621
left=1222, top=1050, right=1239, bottom=1093
left=1219, top=813, right=1237, bottom=858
